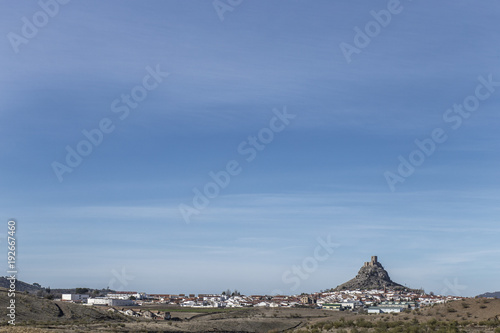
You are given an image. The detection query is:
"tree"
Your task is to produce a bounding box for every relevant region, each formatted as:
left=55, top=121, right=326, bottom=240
left=76, top=288, right=89, bottom=294
left=129, top=296, right=136, bottom=300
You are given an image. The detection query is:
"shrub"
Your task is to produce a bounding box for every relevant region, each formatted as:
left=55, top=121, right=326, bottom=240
left=355, top=318, right=373, bottom=328
left=478, top=319, right=498, bottom=327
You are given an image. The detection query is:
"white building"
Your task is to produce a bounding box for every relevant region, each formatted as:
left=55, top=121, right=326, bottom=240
left=61, top=294, right=89, bottom=302
left=180, top=300, right=196, bottom=307
left=106, top=291, right=144, bottom=300
left=87, top=297, right=135, bottom=306
left=367, top=301, right=411, bottom=314
left=341, top=301, right=362, bottom=309
left=368, top=306, right=404, bottom=313
left=367, top=307, right=383, bottom=314
left=255, top=301, right=270, bottom=307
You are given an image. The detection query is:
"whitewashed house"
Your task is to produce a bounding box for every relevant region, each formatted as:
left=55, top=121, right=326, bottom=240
left=61, top=294, right=89, bottom=302
left=87, top=297, right=135, bottom=306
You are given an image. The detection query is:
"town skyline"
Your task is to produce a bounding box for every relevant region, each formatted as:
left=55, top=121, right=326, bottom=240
left=5, top=254, right=488, bottom=298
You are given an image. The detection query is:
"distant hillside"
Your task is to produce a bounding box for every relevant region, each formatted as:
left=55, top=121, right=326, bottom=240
left=477, top=291, right=500, bottom=298
left=0, top=277, right=113, bottom=298
left=0, top=276, right=42, bottom=293
left=0, top=288, right=128, bottom=325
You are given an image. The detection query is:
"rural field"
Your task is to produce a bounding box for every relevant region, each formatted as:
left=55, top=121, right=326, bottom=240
left=2, top=289, right=500, bottom=332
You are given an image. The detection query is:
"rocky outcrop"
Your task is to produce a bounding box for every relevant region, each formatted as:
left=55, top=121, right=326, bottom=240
left=114, top=307, right=171, bottom=320
left=335, top=256, right=405, bottom=291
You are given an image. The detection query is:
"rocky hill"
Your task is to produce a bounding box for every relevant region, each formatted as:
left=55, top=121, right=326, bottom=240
left=0, top=276, right=43, bottom=293
left=477, top=291, right=500, bottom=298
left=334, top=256, right=406, bottom=291
left=0, top=277, right=113, bottom=298
left=0, top=287, right=127, bottom=325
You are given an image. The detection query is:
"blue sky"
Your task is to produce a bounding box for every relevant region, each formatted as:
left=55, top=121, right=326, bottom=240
left=1, top=0, right=499, bottom=296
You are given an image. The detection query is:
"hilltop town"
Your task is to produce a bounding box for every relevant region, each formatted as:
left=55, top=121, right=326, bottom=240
left=2, top=286, right=499, bottom=333
left=59, top=287, right=462, bottom=314
left=2, top=257, right=499, bottom=332
left=14, top=257, right=465, bottom=314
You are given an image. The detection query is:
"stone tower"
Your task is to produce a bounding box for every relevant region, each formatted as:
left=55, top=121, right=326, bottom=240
left=363, top=256, right=378, bottom=267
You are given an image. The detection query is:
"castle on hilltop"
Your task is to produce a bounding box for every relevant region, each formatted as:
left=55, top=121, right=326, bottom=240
left=363, top=256, right=378, bottom=267
left=334, top=255, right=407, bottom=291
